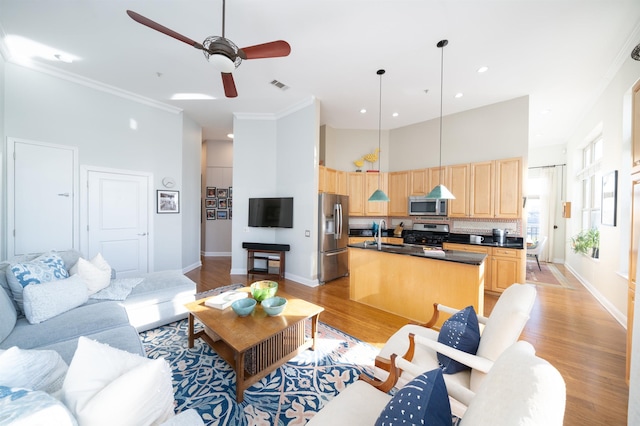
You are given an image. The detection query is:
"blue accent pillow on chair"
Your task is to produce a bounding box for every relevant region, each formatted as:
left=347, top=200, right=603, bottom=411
left=437, top=305, right=480, bottom=374
left=375, top=368, right=451, bottom=426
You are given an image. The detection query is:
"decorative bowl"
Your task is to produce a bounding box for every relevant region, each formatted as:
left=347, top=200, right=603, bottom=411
left=231, top=298, right=256, bottom=317
left=261, top=296, right=287, bottom=316
left=250, top=280, right=278, bottom=302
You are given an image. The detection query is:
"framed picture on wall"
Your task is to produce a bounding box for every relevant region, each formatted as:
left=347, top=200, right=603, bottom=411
left=206, top=209, right=216, bottom=220
left=216, top=188, right=228, bottom=198
left=205, top=199, right=216, bottom=208
left=601, top=170, right=618, bottom=226
left=229, top=209, right=232, bottom=220
left=157, top=190, right=179, bottom=214
left=218, top=198, right=227, bottom=209
left=217, top=210, right=227, bottom=220
left=206, top=187, right=216, bottom=199
left=228, top=187, right=233, bottom=198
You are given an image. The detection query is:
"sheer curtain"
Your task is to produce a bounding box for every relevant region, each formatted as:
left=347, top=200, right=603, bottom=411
left=538, top=167, right=558, bottom=263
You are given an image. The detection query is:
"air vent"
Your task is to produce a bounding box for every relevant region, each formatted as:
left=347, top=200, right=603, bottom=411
left=270, top=79, right=290, bottom=91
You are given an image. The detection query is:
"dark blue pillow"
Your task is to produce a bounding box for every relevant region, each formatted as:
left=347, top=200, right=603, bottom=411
left=375, top=368, right=451, bottom=426
left=437, top=305, right=480, bottom=374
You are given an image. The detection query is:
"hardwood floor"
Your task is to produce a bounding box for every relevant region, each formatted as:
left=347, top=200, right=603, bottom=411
left=186, top=257, right=629, bottom=425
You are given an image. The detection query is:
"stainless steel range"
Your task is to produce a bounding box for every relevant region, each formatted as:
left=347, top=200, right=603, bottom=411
left=403, top=223, right=450, bottom=248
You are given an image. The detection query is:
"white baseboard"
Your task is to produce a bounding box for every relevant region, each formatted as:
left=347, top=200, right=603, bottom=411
left=182, top=260, right=202, bottom=274
left=564, top=263, right=627, bottom=329
left=202, top=251, right=232, bottom=257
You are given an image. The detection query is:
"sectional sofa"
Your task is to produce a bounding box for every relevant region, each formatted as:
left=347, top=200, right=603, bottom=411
left=0, top=249, right=197, bottom=362
left=0, top=249, right=201, bottom=424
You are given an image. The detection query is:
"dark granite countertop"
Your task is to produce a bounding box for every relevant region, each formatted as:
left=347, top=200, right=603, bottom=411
left=348, top=242, right=487, bottom=265
left=447, top=233, right=525, bottom=249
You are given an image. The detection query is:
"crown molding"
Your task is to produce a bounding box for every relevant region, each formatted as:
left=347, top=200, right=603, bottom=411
left=234, top=96, right=316, bottom=121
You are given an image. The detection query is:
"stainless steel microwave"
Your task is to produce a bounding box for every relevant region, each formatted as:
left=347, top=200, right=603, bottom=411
left=408, top=196, right=448, bottom=216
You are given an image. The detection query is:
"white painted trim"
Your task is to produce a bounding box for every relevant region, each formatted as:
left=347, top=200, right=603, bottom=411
left=79, top=165, right=155, bottom=273
left=564, top=263, right=627, bottom=328
left=6, top=59, right=182, bottom=115
left=6, top=137, right=79, bottom=258
left=233, top=96, right=316, bottom=121
left=182, top=261, right=202, bottom=274
left=202, top=251, right=233, bottom=257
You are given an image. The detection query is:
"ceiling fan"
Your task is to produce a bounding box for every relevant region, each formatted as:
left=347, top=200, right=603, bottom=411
left=126, top=0, right=291, bottom=98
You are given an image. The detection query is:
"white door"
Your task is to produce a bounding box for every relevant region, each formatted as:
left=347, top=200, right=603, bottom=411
left=8, top=139, right=77, bottom=256
left=86, top=170, right=150, bottom=277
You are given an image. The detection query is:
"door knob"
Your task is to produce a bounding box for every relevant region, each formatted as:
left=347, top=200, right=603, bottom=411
left=137, top=233, right=148, bottom=236
left=57, top=193, right=70, bottom=197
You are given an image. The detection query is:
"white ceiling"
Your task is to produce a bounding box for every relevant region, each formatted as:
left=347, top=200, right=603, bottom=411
left=1, top=0, right=640, bottom=147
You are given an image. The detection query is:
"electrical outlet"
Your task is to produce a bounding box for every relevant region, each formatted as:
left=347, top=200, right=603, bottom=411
left=305, top=230, right=310, bottom=237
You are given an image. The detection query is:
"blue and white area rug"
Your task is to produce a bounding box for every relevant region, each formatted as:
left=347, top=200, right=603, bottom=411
left=139, top=286, right=379, bottom=425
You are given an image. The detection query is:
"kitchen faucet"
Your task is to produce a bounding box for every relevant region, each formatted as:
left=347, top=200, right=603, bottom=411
left=377, top=219, right=386, bottom=250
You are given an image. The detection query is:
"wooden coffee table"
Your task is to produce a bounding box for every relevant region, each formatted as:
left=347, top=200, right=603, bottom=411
left=185, top=287, right=324, bottom=402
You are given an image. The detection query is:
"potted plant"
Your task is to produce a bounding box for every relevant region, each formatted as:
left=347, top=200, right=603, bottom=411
left=588, top=228, right=600, bottom=258
left=571, top=229, right=600, bottom=258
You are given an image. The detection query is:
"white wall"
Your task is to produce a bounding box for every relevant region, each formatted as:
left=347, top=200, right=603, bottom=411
left=0, top=57, right=5, bottom=261
left=181, top=116, right=202, bottom=272
left=2, top=62, right=199, bottom=270
left=203, top=139, right=233, bottom=256
left=324, top=96, right=529, bottom=172
left=565, top=54, right=640, bottom=325
left=231, top=98, right=320, bottom=285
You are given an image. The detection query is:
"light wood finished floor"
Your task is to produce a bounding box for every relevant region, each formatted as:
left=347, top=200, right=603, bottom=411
left=186, top=257, right=629, bottom=425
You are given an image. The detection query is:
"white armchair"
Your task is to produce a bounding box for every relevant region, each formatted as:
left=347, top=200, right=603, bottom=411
left=307, top=341, right=566, bottom=426
left=374, top=283, right=537, bottom=417
left=527, top=236, right=548, bottom=271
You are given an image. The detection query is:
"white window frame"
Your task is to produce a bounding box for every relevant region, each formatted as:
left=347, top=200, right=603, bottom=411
left=576, top=135, right=603, bottom=233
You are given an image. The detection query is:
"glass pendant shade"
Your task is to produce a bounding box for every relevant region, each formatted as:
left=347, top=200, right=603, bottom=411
left=368, top=69, right=390, bottom=202
left=426, top=39, right=455, bottom=200
left=368, top=188, right=390, bottom=202
left=426, top=184, right=455, bottom=200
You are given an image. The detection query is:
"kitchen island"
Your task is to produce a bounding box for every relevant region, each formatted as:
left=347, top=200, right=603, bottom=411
left=348, top=243, right=486, bottom=327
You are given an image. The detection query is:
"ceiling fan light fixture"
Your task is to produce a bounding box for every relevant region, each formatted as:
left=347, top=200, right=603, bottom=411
left=209, top=54, right=236, bottom=72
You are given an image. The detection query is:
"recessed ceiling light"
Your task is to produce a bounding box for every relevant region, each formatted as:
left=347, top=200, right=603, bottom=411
left=170, top=93, right=216, bottom=100
left=477, top=66, right=489, bottom=73
left=392, top=112, right=399, bottom=117
left=227, top=133, right=234, bottom=139
left=360, top=109, right=367, bottom=114
left=455, top=93, right=463, bottom=98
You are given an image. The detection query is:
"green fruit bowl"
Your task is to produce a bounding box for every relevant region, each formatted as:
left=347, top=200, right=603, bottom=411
left=250, top=280, right=278, bottom=302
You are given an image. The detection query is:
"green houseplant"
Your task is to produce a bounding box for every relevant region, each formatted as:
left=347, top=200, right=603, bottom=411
left=571, top=228, right=600, bottom=257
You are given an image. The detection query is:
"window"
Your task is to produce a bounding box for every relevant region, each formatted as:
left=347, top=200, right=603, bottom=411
left=577, top=136, right=603, bottom=232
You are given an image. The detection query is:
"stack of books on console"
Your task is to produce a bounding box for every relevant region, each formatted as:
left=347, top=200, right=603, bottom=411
left=205, top=290, right=248, bottom=310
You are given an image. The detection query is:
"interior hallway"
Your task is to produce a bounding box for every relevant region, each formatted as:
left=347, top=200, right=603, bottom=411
left=186, top=257, right=629, bottom=425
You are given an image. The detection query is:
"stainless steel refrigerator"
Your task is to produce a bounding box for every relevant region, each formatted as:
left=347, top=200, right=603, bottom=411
left=318, top=193, right=349, bottom=284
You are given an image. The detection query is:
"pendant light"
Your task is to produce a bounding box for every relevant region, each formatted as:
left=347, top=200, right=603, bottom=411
left=368, top=69, right=390, bottom=202
left=426, top=40, right=455, bottom=200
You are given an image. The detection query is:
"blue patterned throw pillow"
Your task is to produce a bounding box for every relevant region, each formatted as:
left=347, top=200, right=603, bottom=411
left=437, top=305, right=480, bottom=374
left=6, top=253, right=69, bottom=313
left=375, top=368, right=451, bottom=426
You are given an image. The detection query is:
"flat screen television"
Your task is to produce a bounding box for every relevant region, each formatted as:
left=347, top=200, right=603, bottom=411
left=248, top=197, right=294, bottom=228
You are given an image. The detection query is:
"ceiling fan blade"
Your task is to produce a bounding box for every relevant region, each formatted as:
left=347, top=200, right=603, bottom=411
left=221, top=73, right=238, bottom=98
left=239, top=40, right=291, bottom=60
left=126, top=10, right=205, bottom=50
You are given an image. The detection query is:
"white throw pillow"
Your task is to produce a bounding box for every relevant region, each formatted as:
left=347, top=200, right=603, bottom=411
left=0, top=347, right=69, bottom=395
left=62, top=337, right=175, bottom=426
left=70, top=253, right=112, bottom=295
left=0, top=385, right=77, bottom=426
left=22, top=275, right=89, bottom=324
